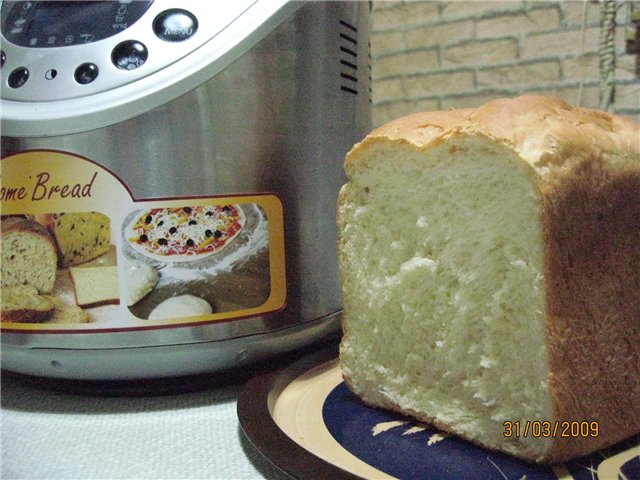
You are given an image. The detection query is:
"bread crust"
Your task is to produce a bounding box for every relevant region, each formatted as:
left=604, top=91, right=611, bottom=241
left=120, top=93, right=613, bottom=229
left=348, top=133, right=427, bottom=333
left=540, top=154, right=640, bottom=462
left=68, top=266, right=120, bottom=309
left=339, top=95, right=640, bottom=464
left=2, top=215, right=54, bottom=241
left=345, top=95, right=638, bottom=174
left=2, top=306, right=54, bottom=323
left=0, top=285, right=55, bottom=323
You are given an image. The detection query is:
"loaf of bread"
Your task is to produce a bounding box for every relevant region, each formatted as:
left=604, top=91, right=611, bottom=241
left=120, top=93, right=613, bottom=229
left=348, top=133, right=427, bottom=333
left=35, top=212, right=111, bottom=267
left=69, top=265, right=120, bottom=308
left=42, top=295, right=90, bottom=324
left=0, top=285, right=90, bottom=324
left=337, top=95, right=640, bottom=464
left=1, top=216, right=58, bottom=293
left=1, top=285, right=55, bottom=323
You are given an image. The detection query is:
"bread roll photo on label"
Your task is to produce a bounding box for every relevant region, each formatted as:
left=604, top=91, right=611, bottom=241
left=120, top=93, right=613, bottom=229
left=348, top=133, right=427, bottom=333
left=148, top=294, right=213, bottom=321
left=121, top=258, right=159, bottom=307
left=337, top=95, right=640, bottom=464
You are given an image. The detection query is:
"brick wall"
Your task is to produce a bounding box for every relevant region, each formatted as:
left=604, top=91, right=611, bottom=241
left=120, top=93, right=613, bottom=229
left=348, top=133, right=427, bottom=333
left=370, top=0, right=640, bottom=126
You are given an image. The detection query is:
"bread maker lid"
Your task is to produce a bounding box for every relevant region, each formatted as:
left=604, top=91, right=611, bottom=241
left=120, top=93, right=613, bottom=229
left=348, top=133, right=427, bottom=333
left=0, top=0, right=299, bottom=137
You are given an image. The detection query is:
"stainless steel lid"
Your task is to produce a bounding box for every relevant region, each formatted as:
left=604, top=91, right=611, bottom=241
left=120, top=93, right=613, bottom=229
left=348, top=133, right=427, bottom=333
left=1, top=0, right=298, bottom=136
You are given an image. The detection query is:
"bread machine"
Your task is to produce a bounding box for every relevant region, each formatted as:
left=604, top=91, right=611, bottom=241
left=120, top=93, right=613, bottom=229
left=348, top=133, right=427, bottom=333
left=0, top=0, right=371, bottom=379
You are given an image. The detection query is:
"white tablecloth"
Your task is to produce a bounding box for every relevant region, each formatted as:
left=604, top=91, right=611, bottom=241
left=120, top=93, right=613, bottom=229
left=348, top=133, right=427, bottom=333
left=1, top=370, right=289, bottom=480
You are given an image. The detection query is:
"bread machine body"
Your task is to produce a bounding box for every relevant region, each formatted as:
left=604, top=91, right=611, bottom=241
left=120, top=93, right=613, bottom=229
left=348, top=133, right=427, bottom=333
left=0, top=1, right=371, bottom=379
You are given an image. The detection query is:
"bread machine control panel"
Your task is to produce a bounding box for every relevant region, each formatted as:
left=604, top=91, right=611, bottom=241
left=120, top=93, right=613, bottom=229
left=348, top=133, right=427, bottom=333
left=0, top=0, right=256, bottom=101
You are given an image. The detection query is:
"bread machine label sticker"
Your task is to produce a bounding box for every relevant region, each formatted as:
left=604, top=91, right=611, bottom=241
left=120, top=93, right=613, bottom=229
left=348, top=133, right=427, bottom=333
left=0, top=150, right=286, bottom=332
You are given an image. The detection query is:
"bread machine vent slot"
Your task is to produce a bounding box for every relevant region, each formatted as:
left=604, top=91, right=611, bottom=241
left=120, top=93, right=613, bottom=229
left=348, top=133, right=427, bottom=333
left=367, top=40, right=372, bottom=103
left=339, top=19, right=358, bottom=95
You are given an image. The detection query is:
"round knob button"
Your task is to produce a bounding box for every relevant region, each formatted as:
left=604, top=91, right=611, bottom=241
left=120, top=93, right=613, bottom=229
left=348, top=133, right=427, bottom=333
left=111, top=40, right=148, bottom=71
left=8, top=67, right=29, bottom=88
left=74, top=63, right=98, bottom=84
left=153, top=9, right=198, bottom=42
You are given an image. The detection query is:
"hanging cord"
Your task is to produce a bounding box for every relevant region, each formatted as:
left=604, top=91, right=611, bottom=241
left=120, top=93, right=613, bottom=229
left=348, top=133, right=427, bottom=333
left=599, top=0, right=617, bottom=111
left=577, top=0, right=589, bottom=106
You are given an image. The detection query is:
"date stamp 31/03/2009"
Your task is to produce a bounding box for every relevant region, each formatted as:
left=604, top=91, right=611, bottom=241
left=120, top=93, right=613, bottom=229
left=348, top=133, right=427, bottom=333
left=503, top=421, right=599, bottom=439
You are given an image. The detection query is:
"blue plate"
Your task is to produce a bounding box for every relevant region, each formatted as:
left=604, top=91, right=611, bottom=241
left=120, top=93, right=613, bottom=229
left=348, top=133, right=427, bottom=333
left=323, top=381, right=639, bottom=480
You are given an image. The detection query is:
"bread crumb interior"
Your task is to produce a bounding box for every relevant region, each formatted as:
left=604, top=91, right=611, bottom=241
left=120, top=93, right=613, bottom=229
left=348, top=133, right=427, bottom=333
left=339, top=133, right=554, bottom=458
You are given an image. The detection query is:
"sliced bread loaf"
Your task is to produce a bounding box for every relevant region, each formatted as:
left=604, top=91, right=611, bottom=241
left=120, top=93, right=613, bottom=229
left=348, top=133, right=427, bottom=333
left=1, top=216, right=58, bottom=293
left=69, top=265, right=120, bottom=308
left=1, top=285, right=55, bottom=323
left=338, top=95, right=640, bottom=464
left=44, top=295, right=91, bottom=324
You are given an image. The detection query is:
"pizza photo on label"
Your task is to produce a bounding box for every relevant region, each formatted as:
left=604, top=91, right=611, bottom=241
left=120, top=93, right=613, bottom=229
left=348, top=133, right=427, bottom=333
left=122, top=203, right=271, bottom=322
left=126, top=205, right=246, bottom=262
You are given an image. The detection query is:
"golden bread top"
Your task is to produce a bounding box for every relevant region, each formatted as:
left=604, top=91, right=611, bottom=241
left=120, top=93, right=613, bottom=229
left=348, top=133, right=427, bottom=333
left=346, top=95, right=640, bottom=175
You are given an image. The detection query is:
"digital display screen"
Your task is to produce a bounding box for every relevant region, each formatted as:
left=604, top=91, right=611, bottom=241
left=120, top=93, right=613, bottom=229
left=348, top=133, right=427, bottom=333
left=1, top=0, right=153, bottom=47
left=29, top=2, right=114, bottom=42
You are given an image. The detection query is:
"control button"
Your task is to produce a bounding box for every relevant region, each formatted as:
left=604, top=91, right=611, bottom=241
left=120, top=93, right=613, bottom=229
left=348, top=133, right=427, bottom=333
left=74, top=63, right=98, bottom=84
left=153, top=9, right=198, bottom=42
left=111, top=40, right=148, bottom=70
left=1, top=51, right=5, bottom=68
left=8, top=67, right=29, bottom=88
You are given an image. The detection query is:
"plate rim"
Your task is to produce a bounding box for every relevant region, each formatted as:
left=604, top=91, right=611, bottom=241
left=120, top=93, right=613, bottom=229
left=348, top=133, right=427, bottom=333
left=237, top=344, right=363, bottom=480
